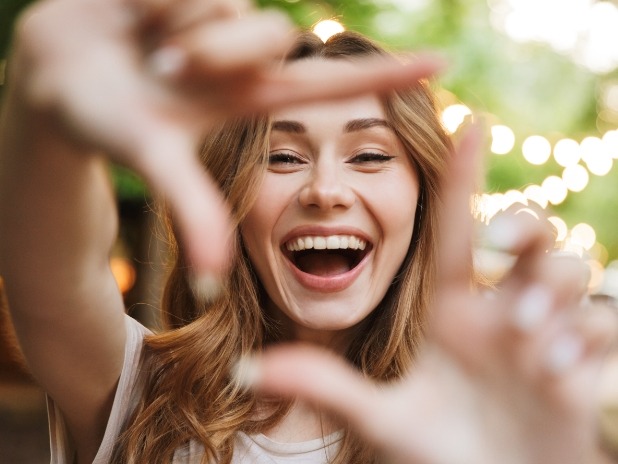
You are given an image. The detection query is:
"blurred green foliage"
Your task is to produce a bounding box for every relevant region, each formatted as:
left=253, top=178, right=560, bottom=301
left=2, top=0, right=617, bottom=260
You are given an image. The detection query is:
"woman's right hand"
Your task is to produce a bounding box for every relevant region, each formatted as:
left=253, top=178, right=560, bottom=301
left=245, top=126, right=617, bottom=464
left=8, top=0, right=446, bottom=282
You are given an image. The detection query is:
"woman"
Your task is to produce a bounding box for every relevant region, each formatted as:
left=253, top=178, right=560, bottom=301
left=0, top=0, right=612, bottom=463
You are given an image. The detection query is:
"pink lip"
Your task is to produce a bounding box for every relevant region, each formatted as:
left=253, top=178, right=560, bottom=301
left=280, top=225, right=373, bottom=293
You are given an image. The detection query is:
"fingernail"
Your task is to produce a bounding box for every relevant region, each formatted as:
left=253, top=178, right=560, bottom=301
left=512, top=284, right=553, bottom=332
left=148, top=46, right=187, bottom=78
left=483, top=215, right=522, bottom=252
left=191, top=273, right=222, bottom=303
left=545, top=333, right=583, bottom=374
left=232, top=354, right=261, bottom=389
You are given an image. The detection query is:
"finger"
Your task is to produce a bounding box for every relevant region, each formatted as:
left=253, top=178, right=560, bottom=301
left=150, top=11, right=295, bottom=79
left=130, top=0, right=252, bottom=31
left=128, top=125, right=232, bottom=297
left=487, top=215, right=555, bottom=285
left=437, top=122, right=484, bottom=286
left=578, top=303, right=617, bottom=361
left=238, top=345, right=392, bottom=443
left=250, top=54, right=447, bottom=111
left=513, top=298, right=616, bottom=383
left=533, top=305, right=617, bottom=416
left=541, top=252, right=590, bottom=307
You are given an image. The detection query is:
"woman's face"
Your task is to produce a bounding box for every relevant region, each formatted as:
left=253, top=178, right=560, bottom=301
left=241, top=83, right=420, bottom=346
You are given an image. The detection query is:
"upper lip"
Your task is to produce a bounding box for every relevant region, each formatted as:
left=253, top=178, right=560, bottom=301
left=280, top=225, right=373, bottom=248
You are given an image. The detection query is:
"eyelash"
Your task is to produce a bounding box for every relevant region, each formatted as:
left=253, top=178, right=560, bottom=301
left=268, top=152, right=305, bottom=165
left=267, top=151, right=395, bottom=166
left=349, top=152, right=395, bottom=163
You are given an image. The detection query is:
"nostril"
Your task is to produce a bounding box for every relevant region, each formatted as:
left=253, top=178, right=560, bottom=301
left=298, top=180, right=355, bottom=210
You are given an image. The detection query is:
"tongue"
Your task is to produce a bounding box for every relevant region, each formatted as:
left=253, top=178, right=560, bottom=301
left=296, top=252, right=351, bottom=276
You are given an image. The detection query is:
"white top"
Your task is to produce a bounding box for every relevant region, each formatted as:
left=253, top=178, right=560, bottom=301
left=47, top=315, right=342, bottom=463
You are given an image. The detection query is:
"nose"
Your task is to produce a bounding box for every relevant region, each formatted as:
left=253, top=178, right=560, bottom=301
left=298, top=163, right=355, bottom=211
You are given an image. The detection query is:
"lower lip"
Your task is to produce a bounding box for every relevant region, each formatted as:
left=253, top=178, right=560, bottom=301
left=284, top=252, right=370, bottom=293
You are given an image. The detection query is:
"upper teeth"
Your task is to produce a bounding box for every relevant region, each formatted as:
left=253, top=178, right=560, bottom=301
left=285, top=235, right=367, bottom=252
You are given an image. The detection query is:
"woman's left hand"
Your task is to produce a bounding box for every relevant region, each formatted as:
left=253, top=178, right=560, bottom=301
left=241, top=126, right=617, bottom=464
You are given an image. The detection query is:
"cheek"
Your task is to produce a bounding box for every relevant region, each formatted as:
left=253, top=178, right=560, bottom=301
left=373, top=173, right=419, bottom=243
left=242, top=203, right=272, bottom=253
left=240, top=178, right=291, bottom=261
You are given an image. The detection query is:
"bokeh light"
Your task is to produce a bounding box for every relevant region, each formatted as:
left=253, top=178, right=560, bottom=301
left=562, top=164, right=589, bottom=192
left=441, top=104, right=472, bottom=133
left=522, top=135, right=551, bottom=165
left=110, top=257, right=136, bottom=294
left=491, top=124, right=516, bottom=154
left=542, top=175, right=568, bottom=205
left=312, top=19, right=345, bottom=42
left=587, top=259, right=605, bottom=293
left=602, top=129, right=618, bottom=159
left=501, top=189, right=528, bottom=211
left=571, top=222, right=597, bottom=250
left=579, top=136, right=613, bottom=175
left=523, top=184, right=548, bottom=209
left=553, top=138, right=580, bottom=167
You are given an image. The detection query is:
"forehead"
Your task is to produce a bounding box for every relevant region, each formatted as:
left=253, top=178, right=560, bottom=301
left=272, top=58, right=387, bottom=128
left=271, top=94, right=387, bottom=136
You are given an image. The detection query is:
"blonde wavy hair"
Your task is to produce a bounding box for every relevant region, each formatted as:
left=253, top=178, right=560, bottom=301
left=112, top=31, right=451, bottom=464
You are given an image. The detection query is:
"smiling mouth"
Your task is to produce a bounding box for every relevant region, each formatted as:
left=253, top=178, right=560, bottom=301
left=283, top=235, right=372, bottom=277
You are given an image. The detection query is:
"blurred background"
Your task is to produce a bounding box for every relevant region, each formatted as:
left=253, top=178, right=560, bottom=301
left=1, top=0, right=617, bottom=461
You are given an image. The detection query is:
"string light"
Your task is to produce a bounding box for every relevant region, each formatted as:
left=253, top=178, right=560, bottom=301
left=491, top=125, right=516, bottom=154
left=542, top=175, right=568, bottom=205
left=436, top=108, right=615, bottom=280
left=522, top=135, right=551, bottom=165
left=562, top=164, right=589, bottom=192
left=587, top=259, right=605, bottom=293
left=553, top=138, right=580, bottom=167
left=523, top=184, right=548, bottom=208
left=312, top=20, right=345, bottom=42
left=571, top=222, right=597, bottom=250
left=441, top=104, right=472, bottom=133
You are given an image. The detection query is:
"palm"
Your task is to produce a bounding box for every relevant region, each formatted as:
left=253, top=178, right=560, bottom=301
left=253, top=128, right=612, bottom=464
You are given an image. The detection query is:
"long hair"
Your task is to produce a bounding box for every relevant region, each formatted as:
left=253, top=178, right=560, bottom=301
left=112, top=31, right=451, bottom=464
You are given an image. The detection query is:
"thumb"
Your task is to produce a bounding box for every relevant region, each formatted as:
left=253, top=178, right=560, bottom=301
left=130, top=126, right=232, bottom=297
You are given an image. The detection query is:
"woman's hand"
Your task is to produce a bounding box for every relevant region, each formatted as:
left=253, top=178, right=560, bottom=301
left=242, top=126, right=617, bottom=464
left=7, top=0, right=445, bottom=284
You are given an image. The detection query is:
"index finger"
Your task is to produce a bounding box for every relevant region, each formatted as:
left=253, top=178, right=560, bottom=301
left=251, top=53, right=448, bottom=111
left=437, top=122, right=484, bottom=287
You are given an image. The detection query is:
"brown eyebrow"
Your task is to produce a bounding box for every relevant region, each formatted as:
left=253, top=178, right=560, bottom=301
left=271, top=118, right=391, bottom=134
left=344, top=118, right=391, bottom=132
left=271, top=120, right=306, bottom=133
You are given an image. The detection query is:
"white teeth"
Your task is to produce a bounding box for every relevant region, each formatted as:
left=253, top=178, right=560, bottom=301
left=313, top=237, right=327, bottom=250
left=285, top=235, right=368, bottom=252
left=326, top=236, right=339, bottom=249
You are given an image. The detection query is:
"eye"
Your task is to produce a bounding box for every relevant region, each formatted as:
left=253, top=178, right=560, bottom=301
left=348, top=152, right=395, bottom=164
left=268, top=151, right=306, bottom=171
